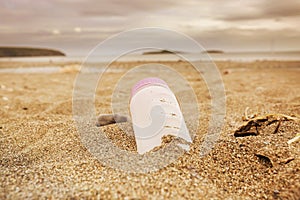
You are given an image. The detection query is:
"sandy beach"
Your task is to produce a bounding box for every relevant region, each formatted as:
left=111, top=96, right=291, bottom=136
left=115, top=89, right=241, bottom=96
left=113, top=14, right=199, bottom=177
left=0, top=60, right=299, bottom=199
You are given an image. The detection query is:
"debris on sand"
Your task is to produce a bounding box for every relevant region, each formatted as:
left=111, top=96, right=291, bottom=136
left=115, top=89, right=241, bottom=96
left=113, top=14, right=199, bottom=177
left=234, top=110, right=299, bottom=168
left=255, top=152, right=274, bottom=168
left=96, top=114, right=128, bottom=127
left=287, top=133, right=300, bottom=145
left=255, top=146, right=295, bottom=168
left=234, top=112, right=299, bottom=137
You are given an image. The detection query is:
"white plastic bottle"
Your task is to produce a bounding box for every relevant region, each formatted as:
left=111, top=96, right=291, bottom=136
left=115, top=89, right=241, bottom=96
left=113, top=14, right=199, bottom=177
left=130, top=77, right=191, bottom=154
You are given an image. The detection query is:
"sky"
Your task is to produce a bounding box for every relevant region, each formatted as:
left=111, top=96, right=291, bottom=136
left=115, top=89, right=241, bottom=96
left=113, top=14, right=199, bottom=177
left=1, top=0, right=300, bottom=56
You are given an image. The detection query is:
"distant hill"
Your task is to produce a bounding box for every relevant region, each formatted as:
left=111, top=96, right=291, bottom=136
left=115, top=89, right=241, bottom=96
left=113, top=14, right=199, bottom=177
left=0, top=47, right=65, bottom=57
left=142, top=50, right=184, bottom=55
left=202, top=50, right=224, bottom=54
left=142, top=49, right=224, bottom=55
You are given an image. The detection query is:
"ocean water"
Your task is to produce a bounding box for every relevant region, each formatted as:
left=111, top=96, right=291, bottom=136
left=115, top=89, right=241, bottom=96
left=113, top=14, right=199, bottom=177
left=117, top=51, right=300, bottom=62
left=0, top=51, right=299, bottom=62
left=0, top=51, right=299, bottom=74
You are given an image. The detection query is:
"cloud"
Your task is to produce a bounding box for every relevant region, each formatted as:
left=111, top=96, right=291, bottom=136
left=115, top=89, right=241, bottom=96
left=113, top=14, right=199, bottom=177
left=74, top=27, right=82, bottom=33
left=191, top=27, right=300, bottom=51
left=77, top=0, right=177, bottom=16
left=215, top=0, right=300, bottom=21
left=0, top=0, right=300, bottom=54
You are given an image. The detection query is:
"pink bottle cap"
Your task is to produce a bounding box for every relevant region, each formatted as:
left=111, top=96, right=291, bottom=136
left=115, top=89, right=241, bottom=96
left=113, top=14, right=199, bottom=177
left=131, top=77, right=169, bottom=97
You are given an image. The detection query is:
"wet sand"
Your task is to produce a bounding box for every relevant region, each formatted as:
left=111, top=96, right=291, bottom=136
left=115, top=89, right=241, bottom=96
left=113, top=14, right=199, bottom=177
left=0, top=60, right=299, bottom=199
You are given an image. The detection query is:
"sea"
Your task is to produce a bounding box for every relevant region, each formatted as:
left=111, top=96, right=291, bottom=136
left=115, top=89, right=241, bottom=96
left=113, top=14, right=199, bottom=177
left=0, top=51, right=299, bottom=73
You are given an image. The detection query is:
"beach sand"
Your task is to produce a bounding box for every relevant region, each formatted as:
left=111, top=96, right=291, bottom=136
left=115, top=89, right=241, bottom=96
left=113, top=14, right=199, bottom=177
left=0, top=60, right=299, bottom=199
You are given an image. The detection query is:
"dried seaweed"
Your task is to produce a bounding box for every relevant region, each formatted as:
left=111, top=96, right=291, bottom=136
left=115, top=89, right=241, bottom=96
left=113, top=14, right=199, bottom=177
left=235, top=111, right=299, bottom=138
left=255, top=153, right=273, bottom=168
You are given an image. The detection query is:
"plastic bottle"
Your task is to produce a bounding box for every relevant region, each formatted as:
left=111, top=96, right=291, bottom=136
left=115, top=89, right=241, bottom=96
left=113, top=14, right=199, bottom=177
left=130, top=77, right=191, bottom=154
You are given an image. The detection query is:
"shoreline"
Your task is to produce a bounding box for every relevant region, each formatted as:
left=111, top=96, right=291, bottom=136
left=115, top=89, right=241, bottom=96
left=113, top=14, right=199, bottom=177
left=1, top=60, right=300, bottom=69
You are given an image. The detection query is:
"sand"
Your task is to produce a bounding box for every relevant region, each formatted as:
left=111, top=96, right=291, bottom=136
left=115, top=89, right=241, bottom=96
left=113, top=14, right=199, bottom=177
left=0, top=60, right=299, bottom=199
